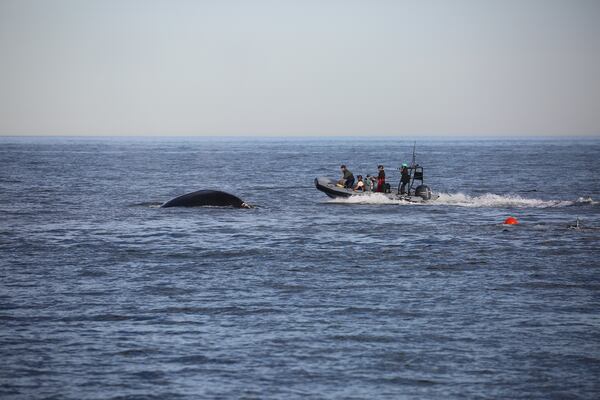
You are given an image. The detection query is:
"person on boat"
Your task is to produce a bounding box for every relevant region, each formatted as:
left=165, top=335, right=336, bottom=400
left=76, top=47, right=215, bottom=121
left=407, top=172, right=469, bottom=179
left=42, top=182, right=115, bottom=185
left=353, top=175, right=365, bottom=191
left=376, top=165, right=385, bottom=192
left=364, top=175, right=374, bottom=192
left=400, top=163, right=411, bottom=194
left=339, top=165, right=355, bottom=188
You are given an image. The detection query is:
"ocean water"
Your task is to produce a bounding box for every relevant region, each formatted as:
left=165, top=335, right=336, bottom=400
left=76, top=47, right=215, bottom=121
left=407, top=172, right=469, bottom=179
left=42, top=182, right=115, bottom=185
left=1, top=137, right=599, bottom=399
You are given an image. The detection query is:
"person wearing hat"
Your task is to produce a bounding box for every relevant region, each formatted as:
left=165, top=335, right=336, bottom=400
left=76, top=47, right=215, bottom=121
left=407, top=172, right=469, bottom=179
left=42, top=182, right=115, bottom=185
left=400, top=163, right=411, bottom=195
left=376, top=165, right=386, bottom=192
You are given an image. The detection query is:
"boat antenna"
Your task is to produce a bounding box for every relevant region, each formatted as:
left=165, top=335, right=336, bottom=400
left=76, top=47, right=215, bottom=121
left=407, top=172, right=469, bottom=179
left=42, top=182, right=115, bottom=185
left=411, top=141, right=416, bottom=167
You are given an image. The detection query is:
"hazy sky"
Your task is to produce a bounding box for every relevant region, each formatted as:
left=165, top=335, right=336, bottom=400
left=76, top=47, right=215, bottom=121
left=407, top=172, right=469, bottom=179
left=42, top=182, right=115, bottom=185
left=1, top=0, right=599, bottom=136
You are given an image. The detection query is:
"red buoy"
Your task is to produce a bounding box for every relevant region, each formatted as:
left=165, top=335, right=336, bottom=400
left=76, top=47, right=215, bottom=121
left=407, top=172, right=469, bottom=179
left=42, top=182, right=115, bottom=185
left=504, top=216, right=519, bottom=225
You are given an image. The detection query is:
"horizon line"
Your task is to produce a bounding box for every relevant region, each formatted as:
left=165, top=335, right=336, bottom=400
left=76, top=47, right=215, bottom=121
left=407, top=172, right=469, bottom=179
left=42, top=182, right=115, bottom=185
left=1, top=134, right=599, bottom=141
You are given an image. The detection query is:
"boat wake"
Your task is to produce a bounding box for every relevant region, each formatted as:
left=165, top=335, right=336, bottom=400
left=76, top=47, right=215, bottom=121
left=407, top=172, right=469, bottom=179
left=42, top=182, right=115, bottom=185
left=326, top=193, right=407, bottom=205
left=327, top=193, right=598, bottom=208
left=434, top=193, right=573, bottom=208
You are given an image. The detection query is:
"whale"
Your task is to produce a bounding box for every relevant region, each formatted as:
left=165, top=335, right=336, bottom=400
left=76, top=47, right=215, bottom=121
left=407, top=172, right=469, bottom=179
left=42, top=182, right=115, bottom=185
left=161, top=190, right=250, bottom=208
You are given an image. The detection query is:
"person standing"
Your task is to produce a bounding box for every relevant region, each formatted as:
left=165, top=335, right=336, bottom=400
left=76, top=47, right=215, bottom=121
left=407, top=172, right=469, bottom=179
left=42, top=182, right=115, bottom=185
left=376, top=165, right=385, bottom=192
left=400, top=163, right=411, bottom=194
left=364, top=175, right=374, bottom=192
left=340, top=165, right=355, bottom=188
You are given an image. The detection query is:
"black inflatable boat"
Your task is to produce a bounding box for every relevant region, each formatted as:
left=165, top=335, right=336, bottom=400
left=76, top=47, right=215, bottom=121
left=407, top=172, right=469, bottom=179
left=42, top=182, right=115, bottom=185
left=315, top=164, right=438, bottom=203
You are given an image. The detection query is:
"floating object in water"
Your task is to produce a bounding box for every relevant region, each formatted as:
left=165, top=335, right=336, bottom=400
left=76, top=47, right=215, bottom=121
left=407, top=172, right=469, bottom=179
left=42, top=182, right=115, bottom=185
left=162, top=190, right=251, bottom=208
left=504, top=216, right=519, bottom=225
left=568, top=218, right=581, bottom=230
left=566, top=218, right=600, bottom=231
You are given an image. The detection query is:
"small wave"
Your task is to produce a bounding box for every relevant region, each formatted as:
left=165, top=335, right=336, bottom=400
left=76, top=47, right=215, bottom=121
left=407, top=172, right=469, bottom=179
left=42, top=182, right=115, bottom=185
left=168, top=355, right=237, bottom=365
left=131, top=202, right=163, bottom=208
left=330, top=334, right=398, bottom=344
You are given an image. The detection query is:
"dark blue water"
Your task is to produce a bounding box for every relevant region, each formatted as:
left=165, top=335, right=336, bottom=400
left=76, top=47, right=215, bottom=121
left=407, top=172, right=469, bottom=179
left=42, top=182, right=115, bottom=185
left=1, top=137, right=599, bottom=399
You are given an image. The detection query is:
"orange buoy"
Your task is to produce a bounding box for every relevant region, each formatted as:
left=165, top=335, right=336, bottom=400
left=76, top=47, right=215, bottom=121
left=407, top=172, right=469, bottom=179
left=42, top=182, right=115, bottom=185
left=504, top=216, right=519, bottom=225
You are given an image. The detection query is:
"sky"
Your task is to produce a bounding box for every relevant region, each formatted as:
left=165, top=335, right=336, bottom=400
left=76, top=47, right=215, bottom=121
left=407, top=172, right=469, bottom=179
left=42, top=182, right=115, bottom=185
left=0, top=0, right=599, bottom=137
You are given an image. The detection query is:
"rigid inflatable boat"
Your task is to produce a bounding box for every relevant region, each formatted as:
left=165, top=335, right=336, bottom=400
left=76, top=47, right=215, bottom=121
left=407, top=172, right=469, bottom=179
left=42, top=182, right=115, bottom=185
left=315, top=164, right=438, bottom=203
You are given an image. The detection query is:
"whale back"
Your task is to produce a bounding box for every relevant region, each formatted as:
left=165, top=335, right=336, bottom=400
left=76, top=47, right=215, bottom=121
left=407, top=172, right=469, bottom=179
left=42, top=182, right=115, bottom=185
left=162, top=190, right=246, bottom=208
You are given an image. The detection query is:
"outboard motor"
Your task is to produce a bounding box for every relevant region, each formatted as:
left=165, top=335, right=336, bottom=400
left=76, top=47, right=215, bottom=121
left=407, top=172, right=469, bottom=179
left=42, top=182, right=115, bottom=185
left=414, top=185, right=432, bottom=200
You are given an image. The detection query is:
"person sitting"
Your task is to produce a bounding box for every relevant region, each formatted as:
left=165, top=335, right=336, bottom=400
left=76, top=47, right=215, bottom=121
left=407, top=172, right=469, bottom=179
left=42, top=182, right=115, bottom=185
left=339, top=165, right=355, bottom=188
left=353, top=175, right=365, bottom=191
left=400, top=163, right=411, bottom=194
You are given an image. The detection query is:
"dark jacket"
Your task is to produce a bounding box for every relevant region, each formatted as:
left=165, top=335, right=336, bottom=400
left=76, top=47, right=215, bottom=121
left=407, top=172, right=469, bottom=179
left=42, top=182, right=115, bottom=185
left=401, top=167, right=410, bottom=183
